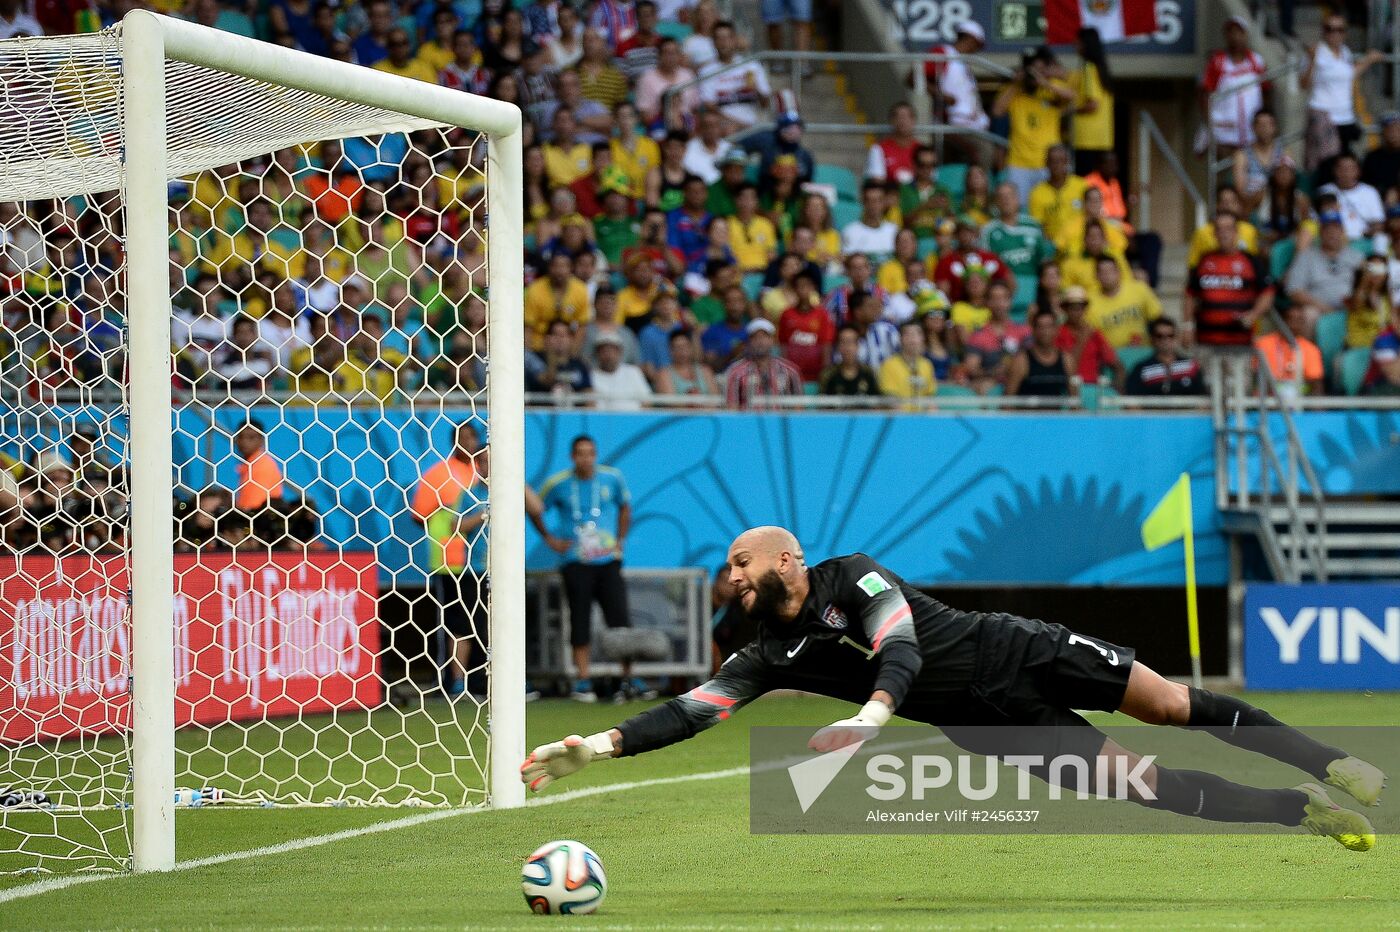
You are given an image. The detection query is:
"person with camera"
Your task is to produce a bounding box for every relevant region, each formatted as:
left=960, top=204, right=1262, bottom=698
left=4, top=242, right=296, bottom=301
left=993, top=45, right=1074, bottom=206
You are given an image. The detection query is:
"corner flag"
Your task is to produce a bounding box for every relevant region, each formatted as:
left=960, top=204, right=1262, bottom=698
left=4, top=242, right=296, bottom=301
left=1141, top=473, right=1202, bottom=686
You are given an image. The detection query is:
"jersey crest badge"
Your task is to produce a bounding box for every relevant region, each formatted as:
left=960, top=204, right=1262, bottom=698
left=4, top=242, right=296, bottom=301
left=857, top=571, right=891, bottom=597
left=821, top=604, right=848, bottom=629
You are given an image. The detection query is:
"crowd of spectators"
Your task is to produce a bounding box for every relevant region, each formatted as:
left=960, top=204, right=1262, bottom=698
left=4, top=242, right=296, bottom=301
left=0, top=0, right=1397, bottom=426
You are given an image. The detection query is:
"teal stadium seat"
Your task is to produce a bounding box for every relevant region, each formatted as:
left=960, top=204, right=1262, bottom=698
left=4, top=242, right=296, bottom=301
left=1116, top=345, right=1153, bottom=375
left=832, top=199, right=862, bottom=231
left=937, top=164, right=968, bottom=200
left=917, top=236, right=939, bottom=260
left=742, top=272, right=765, bottom=301
left=1314, top=311, right=1348, bottom=372
left=1338, top=347, right=1372, bottom=396
left=936, top=383, right=975, bottom=397
left=814, top=164, right=860, bottom=203
left=1349, top=238, right=1374, bottom=257
left=657, top=21, right=693, bottom=40
left=1269, top=238, right=1296, bottom=282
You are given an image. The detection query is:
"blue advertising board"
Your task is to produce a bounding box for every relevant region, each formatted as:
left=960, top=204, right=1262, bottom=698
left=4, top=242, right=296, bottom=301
left=1246, top=584, right=1400, bottom=690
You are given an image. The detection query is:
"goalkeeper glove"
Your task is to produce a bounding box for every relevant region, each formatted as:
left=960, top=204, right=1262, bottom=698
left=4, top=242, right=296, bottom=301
left=808, top=700, right=892, bottom=753
left=520, top=732, right=616, bottom=792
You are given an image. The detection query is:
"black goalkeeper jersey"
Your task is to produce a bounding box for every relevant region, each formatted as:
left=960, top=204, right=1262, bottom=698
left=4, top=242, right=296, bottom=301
left=617, top=553, right=990, bottom=756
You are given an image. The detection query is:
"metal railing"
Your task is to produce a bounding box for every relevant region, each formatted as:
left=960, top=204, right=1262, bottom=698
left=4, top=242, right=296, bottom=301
left=1204, top=57, right=1304, bottom=208
left=1211, top=325, right=1328, bottom=583
left=1137, top=110, right=1208, bottom=232
left=660, top=49, right=1012, bottom=153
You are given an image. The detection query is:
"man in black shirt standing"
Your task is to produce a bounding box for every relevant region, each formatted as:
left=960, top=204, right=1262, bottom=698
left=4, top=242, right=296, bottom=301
left=523, top=526, right=1383, bottom=850
left=1125, top=318, right=1206, bottom=396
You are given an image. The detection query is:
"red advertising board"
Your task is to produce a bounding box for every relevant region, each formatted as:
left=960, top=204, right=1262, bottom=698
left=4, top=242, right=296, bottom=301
left=0, top=551, right=381, bottom=743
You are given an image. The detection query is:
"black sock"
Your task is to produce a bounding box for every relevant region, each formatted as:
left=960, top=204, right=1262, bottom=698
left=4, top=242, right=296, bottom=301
left=1186, top=688, right=1345, bottom=781
left=1145, top=766, right=1306, bottom=826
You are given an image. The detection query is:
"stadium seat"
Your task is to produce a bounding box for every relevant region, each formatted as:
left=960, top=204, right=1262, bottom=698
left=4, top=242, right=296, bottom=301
left=1116, top=345, right=1153, bottom=374
left=813, top=164, right=860, bottom=203
left=824, top=274, right=850, bottom=293
left=742, top=272, right=765, bottom=301
left=1314, top=311, right=1348, bottom=372
left=917, top=236, right=939, bottom=260
left=1338, top=347, right=1372, bottom=396
left=744, top=162, right=760, bottom=184
left=1268, top=238, right=1296, bottom=283
left=936, top=164, right=968, bottom=200
left=937, top=383, right=975, bottom=397
left=656, top=21, right=693, bottom=40
left=1349, top=238, right=1374, bottom=257
left=832, top=199, right=862, bottom=230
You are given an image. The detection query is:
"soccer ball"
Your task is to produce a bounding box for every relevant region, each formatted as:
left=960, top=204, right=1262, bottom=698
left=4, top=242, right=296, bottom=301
left=521, top=840, right=607, bottom=914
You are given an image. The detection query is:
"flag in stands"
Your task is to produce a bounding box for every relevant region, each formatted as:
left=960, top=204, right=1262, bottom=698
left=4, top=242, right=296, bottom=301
left=1045, top=0, right=1157, bottom=45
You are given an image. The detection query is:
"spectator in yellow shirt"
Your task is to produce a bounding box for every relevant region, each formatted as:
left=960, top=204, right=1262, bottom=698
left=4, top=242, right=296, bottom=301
left=417, top=8, right=460, bottom=74
left=542, top=108, right=593, bottom=187
left=610, top=102, right=661, bottom=200
left=1060, top=222, right=1131, bottom=292
left=1069, top=27, right=1115, bottom=175
left=524, top=253, right=592, bottom=350
left=992, top=46, right=1074, bottom=205
left=1187, top=185, right=1260, bottom=266
left=729, top=185, right=779, bottom=272
left=878, top=320, right=938, bottom=401
left=1055, top=185, right=1129, bottom=259
left=372, top=29, right=438, bottom=83
left=615, top=252, right=675, bottom=327
left=1029, top=144, right=1089, bottom=245
left=1087, top=254, right=1162, bottom=347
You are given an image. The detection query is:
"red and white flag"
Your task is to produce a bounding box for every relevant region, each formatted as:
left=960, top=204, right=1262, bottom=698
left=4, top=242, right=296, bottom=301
left=1045, top=0, right=1157, bottom=45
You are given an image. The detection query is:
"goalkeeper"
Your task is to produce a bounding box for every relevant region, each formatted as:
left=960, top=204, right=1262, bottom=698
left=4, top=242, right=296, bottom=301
left=523, top=526, right=1385, bottom=851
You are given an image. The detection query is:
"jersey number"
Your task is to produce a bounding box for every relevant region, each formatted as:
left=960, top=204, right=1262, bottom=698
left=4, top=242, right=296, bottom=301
left=1067, top=634, right=1120, bottom=666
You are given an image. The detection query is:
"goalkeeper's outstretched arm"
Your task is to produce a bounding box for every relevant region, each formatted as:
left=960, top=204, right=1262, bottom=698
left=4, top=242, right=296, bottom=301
left=521, top=646, right=772, bottom=791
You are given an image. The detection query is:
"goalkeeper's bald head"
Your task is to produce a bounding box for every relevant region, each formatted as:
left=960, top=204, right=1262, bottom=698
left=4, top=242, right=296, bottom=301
left=729, top=525, right=805, bottom=568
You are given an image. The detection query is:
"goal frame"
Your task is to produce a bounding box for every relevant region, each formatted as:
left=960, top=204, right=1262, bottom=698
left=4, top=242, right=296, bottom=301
left=119, top=10, right=526, bottom=873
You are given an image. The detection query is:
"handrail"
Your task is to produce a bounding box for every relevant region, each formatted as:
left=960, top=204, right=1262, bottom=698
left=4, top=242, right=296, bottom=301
left=1250, top=347, right=1328, bottom=580
left=660, top=50, right=1013, bottom=138
left=1137, top=110, right=1207, bottom=231
left=1204, top=56, right=1303, bottom=207
left=729, top=121, right=1007, bottom=148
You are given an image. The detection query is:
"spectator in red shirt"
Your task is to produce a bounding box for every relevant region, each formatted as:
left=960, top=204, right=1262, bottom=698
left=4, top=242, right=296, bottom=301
left=1185, top=211, right=1274, bottom=349
left=864, top=102, right=920, bottom=185
left=1055, top=284, right=1124, bottom=388
left=933, top=218, right=1011, bottom=300
left=964, top=279, right=1030, bottom=393
left=723, top=319, right=805, bottom=408
left=777, top=269, right=835, bottom=382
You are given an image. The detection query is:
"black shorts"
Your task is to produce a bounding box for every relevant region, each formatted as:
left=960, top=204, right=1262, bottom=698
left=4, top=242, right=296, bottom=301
left=932, top=615, right=1135, bottom=776
left=430, top=572, right=487, bottom=639
left=561, top=560, right=630, bottom=648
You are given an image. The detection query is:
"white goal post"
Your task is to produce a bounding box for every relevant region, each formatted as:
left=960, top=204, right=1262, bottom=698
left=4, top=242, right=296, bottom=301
left=15, top=11, right=526, bottom=874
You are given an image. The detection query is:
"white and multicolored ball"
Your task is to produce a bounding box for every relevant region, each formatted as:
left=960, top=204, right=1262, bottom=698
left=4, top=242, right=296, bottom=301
left=521, top=840, right=607, bottom=915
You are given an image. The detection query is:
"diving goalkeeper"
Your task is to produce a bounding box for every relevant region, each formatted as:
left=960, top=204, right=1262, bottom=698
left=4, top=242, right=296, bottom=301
left=522, top=527, right=1386, bottom=850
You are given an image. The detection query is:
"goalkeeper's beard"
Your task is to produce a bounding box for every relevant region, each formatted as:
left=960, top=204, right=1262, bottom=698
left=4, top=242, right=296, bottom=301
left=745, top=569, right=790, bottom=624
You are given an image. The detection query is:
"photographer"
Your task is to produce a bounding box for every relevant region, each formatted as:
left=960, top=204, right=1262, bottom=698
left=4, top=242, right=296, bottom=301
left=992, top=46, right=1074, bottom=206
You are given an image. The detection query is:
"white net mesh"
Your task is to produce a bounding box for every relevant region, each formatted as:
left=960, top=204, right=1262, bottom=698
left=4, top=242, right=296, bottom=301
left=0, top=26, right=500, bottom=874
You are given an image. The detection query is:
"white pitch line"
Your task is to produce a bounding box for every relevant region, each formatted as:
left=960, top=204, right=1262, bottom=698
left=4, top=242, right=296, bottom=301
left=0, top=765, right=749, bottom=907
left=0, top=733, right=953, bottom=907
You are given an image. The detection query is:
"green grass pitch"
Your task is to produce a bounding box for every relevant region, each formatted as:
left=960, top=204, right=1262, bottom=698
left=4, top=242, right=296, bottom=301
left=3, top=691, right=1399, bottom=929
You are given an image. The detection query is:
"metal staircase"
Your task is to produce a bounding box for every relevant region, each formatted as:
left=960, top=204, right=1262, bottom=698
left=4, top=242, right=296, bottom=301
left=1215, top=339, right=1400, bottom=584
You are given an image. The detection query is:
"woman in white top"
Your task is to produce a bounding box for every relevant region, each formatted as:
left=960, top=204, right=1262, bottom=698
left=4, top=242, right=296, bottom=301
left=542, top=4, right=583, bottom=71
left=1301, top=14, right=1384, bottom=155
left=1233, top=109, right=1294, bottom=214
left=682, top=0, right=722, bottom=70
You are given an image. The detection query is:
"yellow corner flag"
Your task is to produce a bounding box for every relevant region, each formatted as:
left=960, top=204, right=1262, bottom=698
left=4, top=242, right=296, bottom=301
left=1141, top=473, right=1192, bottom=551
left=1141, top=473, right=1202, bottom=686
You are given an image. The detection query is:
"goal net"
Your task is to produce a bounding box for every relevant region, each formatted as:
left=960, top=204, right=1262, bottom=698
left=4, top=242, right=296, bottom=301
left=0, top=13, right=524, bottom=875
